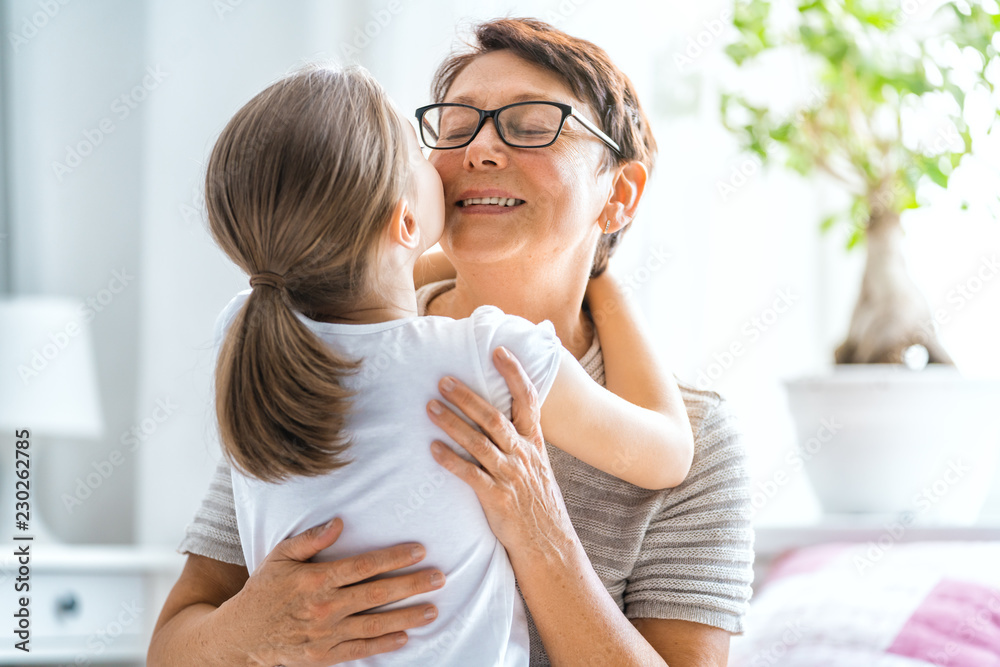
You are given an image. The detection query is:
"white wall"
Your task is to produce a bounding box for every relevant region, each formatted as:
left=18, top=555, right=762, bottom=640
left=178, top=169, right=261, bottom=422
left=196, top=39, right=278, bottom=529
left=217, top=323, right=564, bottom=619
left=132, top=0, right=363, bottom=546
left=4, top=0, right=147, bottom=542
left=4, top=0, right=997, bottom=548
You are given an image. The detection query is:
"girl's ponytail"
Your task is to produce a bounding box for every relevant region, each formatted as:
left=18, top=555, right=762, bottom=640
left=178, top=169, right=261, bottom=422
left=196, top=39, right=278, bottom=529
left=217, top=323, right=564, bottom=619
left=214, top=279, right=359, bottom=483
left=206, top=64, right=412, bottom=482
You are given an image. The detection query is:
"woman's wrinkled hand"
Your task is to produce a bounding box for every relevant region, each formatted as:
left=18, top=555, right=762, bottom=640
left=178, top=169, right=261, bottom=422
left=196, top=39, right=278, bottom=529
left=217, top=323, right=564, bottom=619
left=426, top=347, right=577, bottom=560
left=232, top=518, right=445, bottom=666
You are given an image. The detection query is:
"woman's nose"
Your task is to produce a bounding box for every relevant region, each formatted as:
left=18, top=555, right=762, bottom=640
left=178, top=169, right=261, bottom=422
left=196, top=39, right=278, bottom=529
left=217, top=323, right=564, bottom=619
left=464, top=118, right=508, bottom=169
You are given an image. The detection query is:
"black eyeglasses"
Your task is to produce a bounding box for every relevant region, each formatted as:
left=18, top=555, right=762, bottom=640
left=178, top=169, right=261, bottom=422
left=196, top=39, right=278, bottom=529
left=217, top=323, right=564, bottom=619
left=415, top=101, right=621, bottom=154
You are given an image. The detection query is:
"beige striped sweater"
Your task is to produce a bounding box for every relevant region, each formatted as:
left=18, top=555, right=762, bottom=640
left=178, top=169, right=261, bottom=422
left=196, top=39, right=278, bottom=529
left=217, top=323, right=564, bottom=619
left=178, top=280, right=755, bottom=665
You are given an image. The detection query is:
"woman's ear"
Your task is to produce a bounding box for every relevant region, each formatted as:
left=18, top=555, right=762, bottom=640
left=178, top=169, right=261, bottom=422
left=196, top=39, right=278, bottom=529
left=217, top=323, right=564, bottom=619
left=386, top=198, right=421, bottom=251
left=600, top=161, right=648, bottom=234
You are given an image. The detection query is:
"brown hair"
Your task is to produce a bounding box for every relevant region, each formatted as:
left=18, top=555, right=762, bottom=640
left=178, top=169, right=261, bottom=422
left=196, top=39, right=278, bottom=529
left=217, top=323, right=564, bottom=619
left=206, top=64, right=411, bottom=482
left=431, top=18, right=657, bottom=276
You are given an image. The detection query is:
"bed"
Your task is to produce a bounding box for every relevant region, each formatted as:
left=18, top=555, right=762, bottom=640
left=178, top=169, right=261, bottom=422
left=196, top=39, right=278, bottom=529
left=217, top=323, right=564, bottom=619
left=729, top=525, right=1000, bottom=666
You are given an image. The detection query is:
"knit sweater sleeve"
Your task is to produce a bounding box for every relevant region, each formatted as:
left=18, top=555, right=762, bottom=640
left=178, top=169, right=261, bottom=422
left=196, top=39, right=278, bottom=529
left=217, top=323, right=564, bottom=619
left=622, top=391, right=755, bottom=633
left=176, top=461, right=245, bottom=566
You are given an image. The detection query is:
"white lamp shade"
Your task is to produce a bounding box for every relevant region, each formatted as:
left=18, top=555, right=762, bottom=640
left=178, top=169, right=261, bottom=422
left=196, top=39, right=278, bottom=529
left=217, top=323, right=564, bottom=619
left=0, top=296, right=104, bottom=439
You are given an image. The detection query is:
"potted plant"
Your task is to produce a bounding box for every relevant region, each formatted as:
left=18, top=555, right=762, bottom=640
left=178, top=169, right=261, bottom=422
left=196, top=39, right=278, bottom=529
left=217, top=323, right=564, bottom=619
left=721, top=0, right=1000, bottom=522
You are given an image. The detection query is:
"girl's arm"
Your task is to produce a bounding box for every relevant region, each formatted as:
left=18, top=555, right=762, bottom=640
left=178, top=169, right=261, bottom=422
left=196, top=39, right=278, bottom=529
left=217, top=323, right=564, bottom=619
left=538, top=272, right=693, bottom=489
left=413, top=248, right=456, bottom=289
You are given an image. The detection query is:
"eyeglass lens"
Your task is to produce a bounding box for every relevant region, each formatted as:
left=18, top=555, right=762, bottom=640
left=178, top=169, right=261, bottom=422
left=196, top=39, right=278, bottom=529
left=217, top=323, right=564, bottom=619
left=421, top=104, right=565, bottom=148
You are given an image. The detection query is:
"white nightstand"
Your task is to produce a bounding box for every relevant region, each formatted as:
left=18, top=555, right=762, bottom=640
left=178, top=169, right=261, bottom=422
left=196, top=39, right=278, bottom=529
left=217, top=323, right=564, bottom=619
left=0, top=544, right=183, bottom=666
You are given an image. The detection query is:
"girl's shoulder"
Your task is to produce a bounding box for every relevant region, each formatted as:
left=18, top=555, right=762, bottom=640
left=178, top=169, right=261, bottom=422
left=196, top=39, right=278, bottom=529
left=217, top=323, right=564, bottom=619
left=213, top=289, right=253, bottom=344
left=468, top=305, right=560, bottom=358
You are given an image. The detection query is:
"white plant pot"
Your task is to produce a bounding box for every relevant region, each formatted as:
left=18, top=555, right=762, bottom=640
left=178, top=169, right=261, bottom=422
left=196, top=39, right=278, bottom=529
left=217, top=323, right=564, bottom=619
left=784, top=366, right=1000, bottom=525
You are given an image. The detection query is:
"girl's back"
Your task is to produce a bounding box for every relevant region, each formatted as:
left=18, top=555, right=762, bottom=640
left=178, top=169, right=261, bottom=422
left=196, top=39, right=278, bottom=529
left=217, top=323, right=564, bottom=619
left=219, top=291, right=562, bottom=666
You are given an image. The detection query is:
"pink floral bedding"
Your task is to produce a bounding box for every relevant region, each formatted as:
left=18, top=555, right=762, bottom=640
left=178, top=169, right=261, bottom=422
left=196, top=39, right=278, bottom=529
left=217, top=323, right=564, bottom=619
left=728, top=542, right=1000, bottom=666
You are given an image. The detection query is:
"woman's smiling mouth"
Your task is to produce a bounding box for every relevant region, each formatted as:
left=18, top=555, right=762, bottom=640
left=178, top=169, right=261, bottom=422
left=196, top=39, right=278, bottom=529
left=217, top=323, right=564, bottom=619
left=457, top=197, right=525, bottom=207
left=454, top=189, right=526, bottom=212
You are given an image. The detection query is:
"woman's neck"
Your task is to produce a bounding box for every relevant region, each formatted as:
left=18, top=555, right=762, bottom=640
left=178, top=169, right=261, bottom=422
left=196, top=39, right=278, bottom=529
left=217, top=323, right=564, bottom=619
left=428, top=264, right=595, bottom=360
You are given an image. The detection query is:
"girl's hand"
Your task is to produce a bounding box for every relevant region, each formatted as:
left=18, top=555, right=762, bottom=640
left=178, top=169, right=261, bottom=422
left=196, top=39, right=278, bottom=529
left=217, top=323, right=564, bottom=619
left=584, top=269, right=624, bottom=317
left=426, top=348, right=578, bottom=560
left=584, top=268, right=613, bottom=302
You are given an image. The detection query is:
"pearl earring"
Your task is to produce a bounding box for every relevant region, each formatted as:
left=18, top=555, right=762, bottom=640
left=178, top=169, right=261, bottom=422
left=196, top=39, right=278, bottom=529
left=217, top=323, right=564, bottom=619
left=604, top=219, right=611, bottom=234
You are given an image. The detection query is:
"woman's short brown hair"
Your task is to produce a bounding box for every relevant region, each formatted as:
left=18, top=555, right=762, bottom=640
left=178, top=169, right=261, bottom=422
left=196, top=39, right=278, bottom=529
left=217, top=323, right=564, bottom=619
left=431, top=18, right=657, bottom=276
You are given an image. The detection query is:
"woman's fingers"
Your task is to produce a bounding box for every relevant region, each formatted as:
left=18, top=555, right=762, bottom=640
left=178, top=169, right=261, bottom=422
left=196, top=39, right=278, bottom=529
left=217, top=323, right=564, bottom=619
left=335, top=569, right=445, bottom=618
left=243, top=524, right=442, bottom=666
left=427, top=397, right=510, bottom=462
left=321, top=542, right=435, bottom=591
left=324, top=603, right=439, bottom=663
left=434, top=376, right=518, bottom=454
left=491, top=347, right=543, bottom=439
left=339, top=602, right=438, bottom=641
left=429, top=440, right=496, bottom=492
left=268, top=516, right=346, bottom=564
left=324, top=632, right=410, bottom=665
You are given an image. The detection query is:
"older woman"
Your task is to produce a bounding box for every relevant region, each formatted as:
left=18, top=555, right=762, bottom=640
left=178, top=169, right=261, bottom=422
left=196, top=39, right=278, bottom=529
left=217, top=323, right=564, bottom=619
left=149, top=18, right=753, bottom=667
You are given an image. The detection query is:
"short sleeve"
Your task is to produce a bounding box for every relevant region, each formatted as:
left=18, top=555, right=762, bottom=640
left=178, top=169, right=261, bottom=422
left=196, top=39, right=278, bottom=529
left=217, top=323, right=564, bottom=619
left=176, top=461, right=246, bottom=566
left=175, top=291, right=252, bottom=566
left=213, top=289, right=252, bottom=347
left=623, top=395, right=755, bottom=633
left=470, top=305, right=563, bottom=419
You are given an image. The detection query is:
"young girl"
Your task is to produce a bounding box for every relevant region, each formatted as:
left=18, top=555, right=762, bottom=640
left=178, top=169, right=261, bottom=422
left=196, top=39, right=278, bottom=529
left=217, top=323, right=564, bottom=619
left=206, top=64, right=693, bottom=666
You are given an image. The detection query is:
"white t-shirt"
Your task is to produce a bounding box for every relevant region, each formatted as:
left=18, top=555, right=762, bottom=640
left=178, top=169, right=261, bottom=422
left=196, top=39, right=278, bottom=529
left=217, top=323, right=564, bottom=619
left=214, top=290, right=563, bottom=667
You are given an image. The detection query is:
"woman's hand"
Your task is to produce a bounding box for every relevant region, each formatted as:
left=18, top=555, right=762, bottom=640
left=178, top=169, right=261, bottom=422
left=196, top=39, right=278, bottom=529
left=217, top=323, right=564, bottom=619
left=426, top=347, right=578, bottom=561
left=150, top=518, right=445, bottom=667
left=238, top=518, right=447, bottom=665
left=424, top=348, right=671, bottom=667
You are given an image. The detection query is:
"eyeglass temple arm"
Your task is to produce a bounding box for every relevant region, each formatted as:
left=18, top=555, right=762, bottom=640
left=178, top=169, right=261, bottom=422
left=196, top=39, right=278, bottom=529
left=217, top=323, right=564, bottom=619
left=569, top=109, right=622, bottom=155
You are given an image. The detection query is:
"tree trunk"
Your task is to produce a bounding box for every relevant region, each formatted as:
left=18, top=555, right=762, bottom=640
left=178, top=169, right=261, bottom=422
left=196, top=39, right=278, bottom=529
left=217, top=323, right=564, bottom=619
left=834, top=211, right=953, bottom=365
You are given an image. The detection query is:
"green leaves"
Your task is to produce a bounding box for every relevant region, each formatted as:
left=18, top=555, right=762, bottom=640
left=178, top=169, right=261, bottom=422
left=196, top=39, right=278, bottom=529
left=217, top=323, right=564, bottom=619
left=785, top=142, right=815, bottom=175
left=769, top=122, right=794, bottom=142
left=720, top=0, right=998, bottom=247
left=847, top=225, right=866, bottom=249
left=724, top=41, right=758, bottom=66
left=917, top=155, right=950, bottom=188
left=850, top=196, right=871, bottom=228
left=798, top=24, right=851, bottom=65
left=729, top=0, right=772, bottom=64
